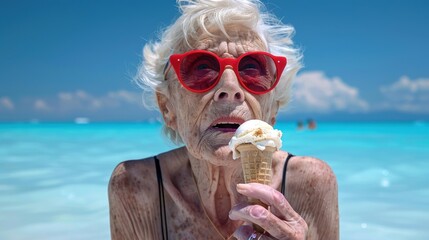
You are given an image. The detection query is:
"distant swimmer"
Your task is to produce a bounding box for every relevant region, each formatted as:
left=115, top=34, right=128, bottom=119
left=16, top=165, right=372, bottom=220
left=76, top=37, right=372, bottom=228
left=297, top=120, right=304, bottom=130
left=307, top=118, right=317, bottom=130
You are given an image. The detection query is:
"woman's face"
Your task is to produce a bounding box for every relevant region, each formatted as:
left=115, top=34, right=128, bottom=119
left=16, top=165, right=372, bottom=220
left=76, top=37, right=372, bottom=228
left=165, top=32, right=279, bottom=165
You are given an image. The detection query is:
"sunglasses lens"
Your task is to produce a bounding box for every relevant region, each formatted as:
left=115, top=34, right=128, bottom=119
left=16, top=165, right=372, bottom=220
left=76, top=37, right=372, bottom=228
left=180, top=52, right=220, bottom=92
left=238, top=53, right=278, bottom=93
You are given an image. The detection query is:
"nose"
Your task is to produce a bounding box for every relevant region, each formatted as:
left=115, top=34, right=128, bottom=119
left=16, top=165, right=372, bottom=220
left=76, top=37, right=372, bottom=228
left=214, top=68, right=245, bottom=102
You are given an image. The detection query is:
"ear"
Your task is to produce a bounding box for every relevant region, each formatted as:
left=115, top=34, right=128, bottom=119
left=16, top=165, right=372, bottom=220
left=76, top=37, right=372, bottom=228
left=269, top=101, right=280, bottom=126
left=156, top=92, right=177, bottom=130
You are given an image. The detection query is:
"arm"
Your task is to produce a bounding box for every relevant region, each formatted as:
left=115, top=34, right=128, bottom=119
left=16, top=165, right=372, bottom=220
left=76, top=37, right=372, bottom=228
left=287, top=157, right=339, bottom=239
left=108, top=160, right=162, bottom=240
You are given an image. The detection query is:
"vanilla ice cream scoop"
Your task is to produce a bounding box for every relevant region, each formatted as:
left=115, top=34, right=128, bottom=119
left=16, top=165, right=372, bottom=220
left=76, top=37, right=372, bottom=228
left=229, top=119, right=282, bottom=159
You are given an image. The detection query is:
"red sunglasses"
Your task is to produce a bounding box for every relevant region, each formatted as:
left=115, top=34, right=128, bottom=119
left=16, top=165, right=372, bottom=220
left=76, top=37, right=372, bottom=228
left=164, top=50, right=287, bottom=95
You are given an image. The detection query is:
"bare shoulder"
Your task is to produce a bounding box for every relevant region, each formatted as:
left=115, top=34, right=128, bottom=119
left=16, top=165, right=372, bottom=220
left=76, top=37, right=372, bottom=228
left=288, top=155, right=337, bottom=189
left=286, top=155, right=338, bottom=209
left=108, top=147, right=189, bottom=201
left=108, top=156, right=157, bottom=200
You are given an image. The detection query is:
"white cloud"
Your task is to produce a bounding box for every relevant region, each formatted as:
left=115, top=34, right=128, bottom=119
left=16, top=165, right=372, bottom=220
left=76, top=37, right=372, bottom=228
left=380, top=76, right=429, bottom=113
left=0, top=97, right=14, bottom=110
left=34, top=99, right=50, bottom=111
left=56, top=90, right=142, bottom=110
left=289, top=71, right=369, bottom=113
left=381, top=76, right=429, bottom=93
left=106, top=90, right=142, bottom=104
left=1, top=90, right=159, bottom=121
left=58, top=90, right=98, bottom=109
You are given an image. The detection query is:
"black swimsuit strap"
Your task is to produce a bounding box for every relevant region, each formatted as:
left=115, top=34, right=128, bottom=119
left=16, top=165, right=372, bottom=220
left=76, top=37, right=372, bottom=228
left=281, top=153, right=294, bottom=195
left=154, top=156, right=168, bottom=240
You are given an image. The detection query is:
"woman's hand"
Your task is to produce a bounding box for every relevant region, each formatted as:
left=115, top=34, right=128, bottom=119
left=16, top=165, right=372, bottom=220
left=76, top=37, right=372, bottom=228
left=229, top=183, right=308, bottom=240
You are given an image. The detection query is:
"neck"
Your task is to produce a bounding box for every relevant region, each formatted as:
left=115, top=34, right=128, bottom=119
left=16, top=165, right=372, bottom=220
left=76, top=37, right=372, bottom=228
left=188, top=152, right=244, bottom=235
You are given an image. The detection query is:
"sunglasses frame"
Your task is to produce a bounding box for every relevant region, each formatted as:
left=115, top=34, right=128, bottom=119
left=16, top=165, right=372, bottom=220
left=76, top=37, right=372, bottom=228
left=166, top=50, right=287, bottom=95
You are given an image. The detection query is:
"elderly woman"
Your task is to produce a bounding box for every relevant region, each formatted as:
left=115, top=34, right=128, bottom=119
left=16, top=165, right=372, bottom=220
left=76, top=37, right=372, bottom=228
left=108, top=0, right=339, bottom=239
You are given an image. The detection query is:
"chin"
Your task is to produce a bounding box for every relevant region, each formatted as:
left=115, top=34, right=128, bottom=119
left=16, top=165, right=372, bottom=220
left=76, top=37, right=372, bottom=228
left=210, top=145, right=237, bottom=166
left=188, top=135, right=237, bottom=165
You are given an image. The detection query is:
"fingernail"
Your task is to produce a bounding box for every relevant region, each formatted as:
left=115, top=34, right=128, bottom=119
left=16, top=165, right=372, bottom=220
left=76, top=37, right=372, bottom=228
left=250, top=205, right=269, bottom=219
left=229, top=210, right=238, bottom=220
left=236, top=183, right=247, bottom=192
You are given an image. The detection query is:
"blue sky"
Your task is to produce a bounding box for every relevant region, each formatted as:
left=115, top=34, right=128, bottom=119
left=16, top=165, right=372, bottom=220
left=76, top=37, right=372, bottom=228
left=1, top=0, right=428, bottom=122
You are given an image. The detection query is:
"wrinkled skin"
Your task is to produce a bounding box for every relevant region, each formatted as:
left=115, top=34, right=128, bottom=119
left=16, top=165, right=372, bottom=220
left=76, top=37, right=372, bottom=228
left=109, top=31, right=339, bottom=240
left=162, top=31, right=278, bottom=165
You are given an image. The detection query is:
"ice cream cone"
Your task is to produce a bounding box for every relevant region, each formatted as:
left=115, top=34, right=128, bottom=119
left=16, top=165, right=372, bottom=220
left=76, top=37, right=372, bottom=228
left=237, top=144, right=276, bottom=185
left=229, top=120, right=282, bottom=233
left=236, top=143, right=276, bottom=233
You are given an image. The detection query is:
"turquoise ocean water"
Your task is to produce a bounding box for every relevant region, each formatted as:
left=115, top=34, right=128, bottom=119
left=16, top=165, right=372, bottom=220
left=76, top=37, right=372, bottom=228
left=1, top=121, right=428, bottom=240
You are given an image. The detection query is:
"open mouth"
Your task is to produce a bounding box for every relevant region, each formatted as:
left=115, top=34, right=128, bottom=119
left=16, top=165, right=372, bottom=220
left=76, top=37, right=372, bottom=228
left=210, top=118, right=244, bottom=132
left=213, top=123, right=240, bottom=131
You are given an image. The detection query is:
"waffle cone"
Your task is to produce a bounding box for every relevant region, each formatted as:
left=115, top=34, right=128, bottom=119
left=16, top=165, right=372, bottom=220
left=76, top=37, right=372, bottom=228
left=236, top=143, right=276, bottom=233
left=236, top=143, right=276, bottom=185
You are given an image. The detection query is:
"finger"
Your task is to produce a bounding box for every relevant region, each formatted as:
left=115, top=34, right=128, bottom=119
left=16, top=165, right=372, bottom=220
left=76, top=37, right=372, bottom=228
left=236, top=183, right=300, bottom=220
left=229, top=200, right=304, bottom=239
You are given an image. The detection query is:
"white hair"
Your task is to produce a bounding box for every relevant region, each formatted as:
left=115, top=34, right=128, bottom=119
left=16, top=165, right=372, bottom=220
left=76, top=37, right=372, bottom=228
left=135, top=0, right=302, bottom=144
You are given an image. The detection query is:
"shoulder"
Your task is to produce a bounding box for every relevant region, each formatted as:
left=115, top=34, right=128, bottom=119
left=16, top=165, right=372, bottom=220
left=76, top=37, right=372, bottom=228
left=273, top=151, right=337, bottom=191
left=286, top=155, right=337, bottom=198
left=108, top=147, right=189, bottom=199
left=289, top=156, right=336, bottom=185
left=108, top=157, right=158, bottom=201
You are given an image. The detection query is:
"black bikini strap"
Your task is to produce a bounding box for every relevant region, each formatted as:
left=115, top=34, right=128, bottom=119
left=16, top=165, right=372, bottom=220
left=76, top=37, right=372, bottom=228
left=281, top=153, right=294, bottom=195
left=154, top=156, right=168, bottom=240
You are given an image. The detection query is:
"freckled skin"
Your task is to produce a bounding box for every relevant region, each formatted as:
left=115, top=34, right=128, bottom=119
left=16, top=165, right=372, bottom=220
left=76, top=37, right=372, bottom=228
left=108, top=33, right=339, bottom=239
